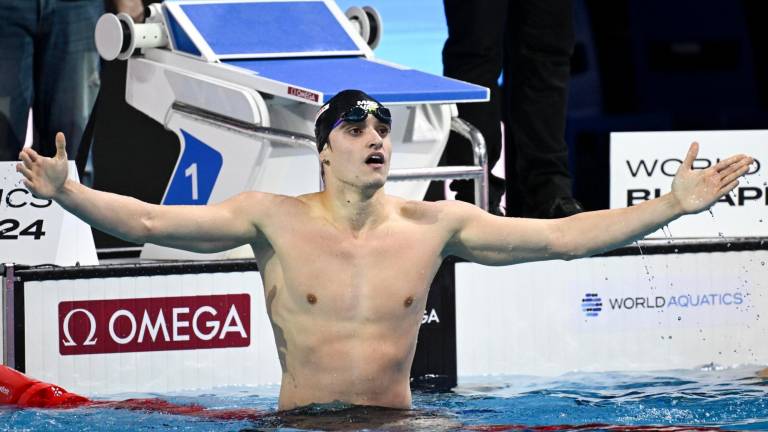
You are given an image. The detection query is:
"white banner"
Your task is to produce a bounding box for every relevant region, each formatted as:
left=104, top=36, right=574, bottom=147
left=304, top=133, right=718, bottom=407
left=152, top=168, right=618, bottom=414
left=610, top=130, right=767, bottom=238
left=24, top=271, right=279, bottom=395
left=455, top=251, right=768, bottom=378
left=0, top=161, right=97, bottom=266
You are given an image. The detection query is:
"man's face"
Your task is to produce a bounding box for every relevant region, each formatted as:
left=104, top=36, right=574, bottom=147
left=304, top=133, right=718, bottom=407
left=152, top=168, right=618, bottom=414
left=321, top=115, right=392, bottom=190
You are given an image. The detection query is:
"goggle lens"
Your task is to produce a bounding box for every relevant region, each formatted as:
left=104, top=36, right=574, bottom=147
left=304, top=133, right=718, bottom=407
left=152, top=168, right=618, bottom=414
left=332, top=106, right=392, bottom=129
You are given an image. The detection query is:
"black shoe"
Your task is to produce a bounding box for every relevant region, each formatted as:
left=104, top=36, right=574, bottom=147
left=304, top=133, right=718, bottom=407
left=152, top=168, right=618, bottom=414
left=545, top=197, right=584, bottom=219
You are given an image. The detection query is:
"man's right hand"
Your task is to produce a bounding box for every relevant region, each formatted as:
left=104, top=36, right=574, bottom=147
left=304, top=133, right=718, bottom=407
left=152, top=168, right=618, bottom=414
left=16, top=132, right=70, bottom=199
left=115, top=0, right=145, bottom=22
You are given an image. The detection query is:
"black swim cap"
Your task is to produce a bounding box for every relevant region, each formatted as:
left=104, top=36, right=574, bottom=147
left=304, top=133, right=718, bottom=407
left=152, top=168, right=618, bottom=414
left=313, top=89, right=387, bottom=153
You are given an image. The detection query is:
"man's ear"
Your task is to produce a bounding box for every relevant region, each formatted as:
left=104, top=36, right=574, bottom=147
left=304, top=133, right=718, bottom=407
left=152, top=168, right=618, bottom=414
left=319, top=143, right=331, bottom=160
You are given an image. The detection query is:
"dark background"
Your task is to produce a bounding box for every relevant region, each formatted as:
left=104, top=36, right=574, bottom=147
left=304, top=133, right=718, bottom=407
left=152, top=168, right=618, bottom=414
left=89, top=0, right=768, bottom=248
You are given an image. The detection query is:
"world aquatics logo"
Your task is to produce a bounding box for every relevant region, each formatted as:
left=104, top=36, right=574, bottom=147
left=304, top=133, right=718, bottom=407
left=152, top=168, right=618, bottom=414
left=581, top=293, right=603, bottom=317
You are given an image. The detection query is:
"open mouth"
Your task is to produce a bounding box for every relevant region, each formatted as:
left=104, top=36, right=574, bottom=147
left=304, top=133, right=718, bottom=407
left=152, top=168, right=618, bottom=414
left=365, top=152, right=386, bottom=166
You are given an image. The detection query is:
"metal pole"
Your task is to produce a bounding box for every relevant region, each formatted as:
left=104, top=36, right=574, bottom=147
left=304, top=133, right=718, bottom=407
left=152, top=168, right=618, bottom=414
left=388, top=166, right=484, bottom=182
left=2, top=263, right=15, bottom=368
left=172, top=102, right=318, bottom=152
left=449, top=117, right=488, bottom=211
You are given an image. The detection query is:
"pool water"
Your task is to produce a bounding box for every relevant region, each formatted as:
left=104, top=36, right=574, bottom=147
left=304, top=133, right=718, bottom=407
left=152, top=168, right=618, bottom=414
left=1, top=366, right=767, bottom=431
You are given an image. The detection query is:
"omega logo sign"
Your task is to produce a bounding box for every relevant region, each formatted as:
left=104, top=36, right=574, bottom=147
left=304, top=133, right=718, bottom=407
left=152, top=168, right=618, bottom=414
left=58, top=294, right=250, bottom=355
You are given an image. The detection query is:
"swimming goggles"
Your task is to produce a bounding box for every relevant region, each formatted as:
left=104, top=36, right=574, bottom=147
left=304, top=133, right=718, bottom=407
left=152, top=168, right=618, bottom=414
left=332, top=106, right=392, bottom=129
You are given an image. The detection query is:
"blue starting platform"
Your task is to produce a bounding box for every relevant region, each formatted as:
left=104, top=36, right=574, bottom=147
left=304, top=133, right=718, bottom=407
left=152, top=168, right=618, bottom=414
left=161, top=0, right=488, bottom=104
left=225, top=57, right=488, bottom=104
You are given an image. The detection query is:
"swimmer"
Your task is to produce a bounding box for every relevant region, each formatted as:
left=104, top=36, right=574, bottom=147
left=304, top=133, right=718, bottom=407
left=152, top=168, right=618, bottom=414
left=16, top=89, right=753, bottom=411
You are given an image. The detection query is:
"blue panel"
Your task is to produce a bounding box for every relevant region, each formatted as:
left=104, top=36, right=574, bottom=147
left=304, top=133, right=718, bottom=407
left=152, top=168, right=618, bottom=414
left=334, top=0, right=447, bottom=75
left=165, top=7, right=201, bottom=56
left=225, top=57, right=489, bottom=103
left=163, top=130, right=223, bottom=205
left=180, top=2, right=359, bottom=56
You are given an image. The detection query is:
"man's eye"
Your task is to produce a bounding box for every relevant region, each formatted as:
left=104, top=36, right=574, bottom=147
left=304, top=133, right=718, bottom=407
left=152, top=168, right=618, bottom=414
left=347, top=127, right=362, bottom=135
left=377, top=127, right=391, bottom=136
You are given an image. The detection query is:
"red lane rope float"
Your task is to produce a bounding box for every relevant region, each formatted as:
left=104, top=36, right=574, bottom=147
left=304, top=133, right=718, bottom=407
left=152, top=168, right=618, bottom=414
left=0, top=365, right=89, bottom=408
left=0, top=365, right=266, bottom=420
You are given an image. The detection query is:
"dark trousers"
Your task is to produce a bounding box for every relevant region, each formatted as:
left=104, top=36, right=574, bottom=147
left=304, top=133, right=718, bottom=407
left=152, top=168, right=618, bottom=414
left=441, top=0, right=575, bottom=217
left=0, top=0, right=102, bottom=161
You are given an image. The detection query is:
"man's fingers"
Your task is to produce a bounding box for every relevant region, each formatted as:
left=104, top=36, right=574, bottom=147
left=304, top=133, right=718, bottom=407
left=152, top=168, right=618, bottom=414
left=55, top=132, right=68, bottom=160
left=20, top=147, right=39, bottom=162
left=15, top=162, right=33, bottom=179
left=719, top=179, right=739, bottom=196
left=717, top=158, right=750, bottom=179
left=19, top=151, right=35, bottom=169
left=682, top=142, right=699, bottom=170
left=720, top=163, right=750, bottom=186
left=714, top=154, right=749, bottom=172
left=22, top=179, right=34, bottom=190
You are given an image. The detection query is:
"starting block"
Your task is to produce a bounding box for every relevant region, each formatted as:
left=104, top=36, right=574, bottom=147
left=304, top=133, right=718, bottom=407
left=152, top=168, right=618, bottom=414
left=95, top=0, right=489, bottom=260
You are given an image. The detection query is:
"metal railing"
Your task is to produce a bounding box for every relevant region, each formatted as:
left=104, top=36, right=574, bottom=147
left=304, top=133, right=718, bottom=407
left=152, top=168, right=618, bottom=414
left=388, top=117, right=488, bottom=210
left=173, top=103, right=489, bottom=210
left=173, top=102, right=318, bottom=152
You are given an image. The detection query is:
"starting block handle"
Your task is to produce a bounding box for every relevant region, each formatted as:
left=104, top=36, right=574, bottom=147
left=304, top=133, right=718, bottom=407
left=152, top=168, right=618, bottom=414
left=172, top=102, right=316, bottom=152
left=388, top=118, right=489, bottom=211
left=451, top=117, right=488, bottom=211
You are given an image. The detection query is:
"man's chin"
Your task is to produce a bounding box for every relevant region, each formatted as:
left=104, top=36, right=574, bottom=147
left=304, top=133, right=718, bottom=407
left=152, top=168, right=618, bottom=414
left=361, top=175, right=387, bottom=192
left=365, top=179, right=386, bottom=191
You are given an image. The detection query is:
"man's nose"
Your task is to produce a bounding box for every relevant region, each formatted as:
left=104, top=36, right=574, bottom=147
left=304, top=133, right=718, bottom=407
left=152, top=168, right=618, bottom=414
left=366, top=128, right=384, bottom=148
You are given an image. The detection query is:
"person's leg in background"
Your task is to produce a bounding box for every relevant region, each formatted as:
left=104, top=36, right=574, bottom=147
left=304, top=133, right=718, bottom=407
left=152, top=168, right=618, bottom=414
left=503, top=0, right=583, bottom=218
left=0, top=1, right=37, bottom=161
left=33, top=0, right=102, bottom=159
left=433, top=0, right=507, bottom=214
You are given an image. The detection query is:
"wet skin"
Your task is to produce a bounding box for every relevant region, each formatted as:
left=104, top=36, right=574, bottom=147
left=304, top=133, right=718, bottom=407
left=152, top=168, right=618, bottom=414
left=254, top=192, right=449, bottom=410
left=16, top=120, right=754, bottom=412
left=252, top=117, right=451, bottom=410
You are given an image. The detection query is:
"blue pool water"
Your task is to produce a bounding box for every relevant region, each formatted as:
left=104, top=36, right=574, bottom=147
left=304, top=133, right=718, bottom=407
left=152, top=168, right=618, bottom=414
left=1, top=366, right=767, bottom=431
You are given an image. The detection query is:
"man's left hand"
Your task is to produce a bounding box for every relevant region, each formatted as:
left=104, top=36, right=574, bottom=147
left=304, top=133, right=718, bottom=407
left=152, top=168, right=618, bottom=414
left=671, top=142, right=753, bottom=215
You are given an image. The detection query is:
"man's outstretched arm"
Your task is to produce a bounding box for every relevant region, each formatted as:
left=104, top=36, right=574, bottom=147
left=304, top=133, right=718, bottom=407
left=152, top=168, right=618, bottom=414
left=444, top=142, right=753, bottom=265
left=16, top=133, right=264, bottom=253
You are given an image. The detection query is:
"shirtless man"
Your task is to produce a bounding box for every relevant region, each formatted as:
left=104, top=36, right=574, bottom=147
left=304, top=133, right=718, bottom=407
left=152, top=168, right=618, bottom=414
left=16, top=89, right=753, bottom=411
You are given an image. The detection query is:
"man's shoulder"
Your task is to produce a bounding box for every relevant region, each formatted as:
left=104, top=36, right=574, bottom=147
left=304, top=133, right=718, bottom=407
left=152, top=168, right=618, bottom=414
left=229, top=191, right=310, bottom=218
left=391, top=197, right=480, bottom=225
left=236, top=191, right=309, bottom=205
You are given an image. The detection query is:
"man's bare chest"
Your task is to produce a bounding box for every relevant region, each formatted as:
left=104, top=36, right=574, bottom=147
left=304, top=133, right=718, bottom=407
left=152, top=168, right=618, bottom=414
left=255, top=221, right=446, bottom=321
